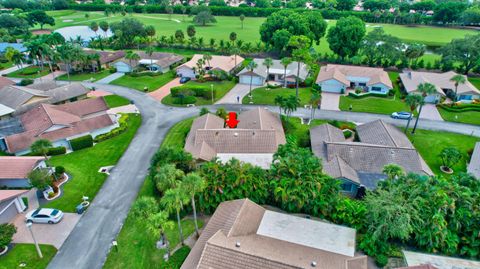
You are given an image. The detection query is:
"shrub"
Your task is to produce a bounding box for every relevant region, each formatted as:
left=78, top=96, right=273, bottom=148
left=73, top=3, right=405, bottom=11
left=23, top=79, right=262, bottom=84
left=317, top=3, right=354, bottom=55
left=171, top=85, right=216, bottom=100
left=94, top=114, right=129, bottom=142
left=21, top=68, right=40, bottom=75
left=348, top=91, right=388, bottom=99
left=109, top=67, right=116, bottom=73
left=55, top=166, right=65, bottom=176
left=173, top=95, right=197, bottom=105
left=0, top=223, right=16, bottom=250
left=343, top=130, right=353, bottom=139
left=69, top=135, right=94, bottom=151
left=374, top=254, right=389, bottom=267
left=48, top=192, right=55, bottom=198
left=47, top=146, right=66, bottom=156
left=19, top=78, right=34, bottom=86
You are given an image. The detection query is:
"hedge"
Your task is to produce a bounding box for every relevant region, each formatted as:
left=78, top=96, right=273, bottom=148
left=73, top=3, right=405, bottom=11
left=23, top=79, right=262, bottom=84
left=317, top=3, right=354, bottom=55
left=173, top=95, right=197, bottom=105
left=347, top=91, right=390, bottom=99
left=94, top=114, right=128, bottom=143
left=19, top=78, right=34, bottom=86
left=171, top=85, right=216, bottom=100
left=129, top=71, right=163, bottom=77
left=69, top=135, right=93, bottom=151
left=437, top=104, right=480, bottom=112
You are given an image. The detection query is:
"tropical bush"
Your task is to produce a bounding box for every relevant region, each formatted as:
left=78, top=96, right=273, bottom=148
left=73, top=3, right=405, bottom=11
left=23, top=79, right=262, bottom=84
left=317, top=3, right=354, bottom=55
left=0, top=223, right=16, bottom=251
left=172, top=95, right=196, bottom=105
left=47, top=146, right=66, bottom=156
left=19, top=78, right=34, bottom=86
left=69, top=135, right=93, bottom=151
left=94, top=114, right=129, bottom=142
left=171, top=85, right=216, bottom=100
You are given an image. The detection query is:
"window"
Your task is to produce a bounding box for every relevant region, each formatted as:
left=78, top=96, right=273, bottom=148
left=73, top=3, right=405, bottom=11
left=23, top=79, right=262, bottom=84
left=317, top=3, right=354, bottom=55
left=359, top=83, right=366, bottom=86
left=341, top=182, right=353, bottom=192
left=371, top=87, right=382, bottom=92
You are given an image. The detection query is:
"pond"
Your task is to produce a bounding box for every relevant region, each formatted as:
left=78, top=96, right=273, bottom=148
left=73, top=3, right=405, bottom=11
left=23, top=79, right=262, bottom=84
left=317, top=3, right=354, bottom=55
left=54, top=26, right=113, bottom=44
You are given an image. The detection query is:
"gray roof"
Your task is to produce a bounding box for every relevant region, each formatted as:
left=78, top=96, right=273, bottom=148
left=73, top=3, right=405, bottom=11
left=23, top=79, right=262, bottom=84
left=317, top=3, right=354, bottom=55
left=0, top=104, right=14, bottom=117
left=238, top=58, right=309, bottom=81
left=467, top=142, right=480, bottom=179
left=310, top=120, right=433, bottom=188
left=0, top=117, right=23, bottom=138
left=0, top=85, right=50, bottom=110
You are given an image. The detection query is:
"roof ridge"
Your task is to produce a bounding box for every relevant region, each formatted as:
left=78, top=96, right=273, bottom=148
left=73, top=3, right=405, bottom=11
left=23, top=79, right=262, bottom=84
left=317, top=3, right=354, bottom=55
left=226, top=198, right=253, bottom=237
left=378, top=120, right=399, bottom=147
left=326, top=141, right=415, bottom=150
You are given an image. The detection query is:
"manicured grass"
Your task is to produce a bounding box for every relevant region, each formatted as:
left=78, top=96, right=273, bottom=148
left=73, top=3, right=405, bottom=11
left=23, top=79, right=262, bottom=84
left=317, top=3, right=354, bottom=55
left=437, top=106, right=480, bottom=125
left=47, top=114, right=142, bottom=212
left=0, top=61, right=14, bottom=70
left=161, top=117, right=195, bottom=149
left=339, top=95, right=410, bottom=115
left=162, top=80, right=236, bottom=106
left=56, top=69, right=111, bottom=82
left=6, top=66, right=50, bottom=79
left=104, top=95, right=131, bottom=108
left=407, top=130, right=480, bottom=175
left=103, top=177, right=203, bottom=269
left=110, top=72, right=175, bottom=92
left=242, top=86, right=313, bottom=106
left=0, top=244, right=57, bottom=269
left=388, top=71, right=404, bottom=99
left=469, top=77, right=480, bottom=90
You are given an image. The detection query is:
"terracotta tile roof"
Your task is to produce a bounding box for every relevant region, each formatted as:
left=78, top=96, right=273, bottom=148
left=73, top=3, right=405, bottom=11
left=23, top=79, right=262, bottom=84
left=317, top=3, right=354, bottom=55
left=399, top=71, right=480, bottom=96
left=0, top=156, right=45, bottom=179
left=316, top=64, right=393, bottom=88
left=0, top=189, right=29, bottom=203
left=84, top=49, right=126, bottom=64
left=178, top=54, right=244, bottom=73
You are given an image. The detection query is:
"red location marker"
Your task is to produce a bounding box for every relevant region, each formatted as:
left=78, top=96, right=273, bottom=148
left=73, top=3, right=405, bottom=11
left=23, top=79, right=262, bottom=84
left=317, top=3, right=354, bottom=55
left=225, top=112, right=239, bottom=128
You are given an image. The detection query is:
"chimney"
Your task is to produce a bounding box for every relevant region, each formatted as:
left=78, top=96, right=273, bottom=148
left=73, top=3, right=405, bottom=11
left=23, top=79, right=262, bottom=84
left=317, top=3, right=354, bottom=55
left=408, top=71, right=412, bottom=79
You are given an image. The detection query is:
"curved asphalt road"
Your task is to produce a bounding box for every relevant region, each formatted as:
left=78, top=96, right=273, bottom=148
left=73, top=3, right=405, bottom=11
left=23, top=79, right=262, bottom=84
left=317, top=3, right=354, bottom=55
left=47, top=84, right=480, bottom=269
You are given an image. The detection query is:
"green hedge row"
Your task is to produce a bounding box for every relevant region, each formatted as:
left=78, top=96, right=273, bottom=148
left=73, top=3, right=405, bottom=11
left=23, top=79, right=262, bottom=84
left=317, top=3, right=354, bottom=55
left=173, top=96, right=197, bottom=105
left=27, top=146, right=66, bottom=156
left=69, top=135, right=93, bottom=151
left=348, top=91, right=390, bottom=99
left=171, top=85, right=216, bottom=100
left=93, top=114, right=128, bottom=143
left=437, top=104, right=480, bottom=112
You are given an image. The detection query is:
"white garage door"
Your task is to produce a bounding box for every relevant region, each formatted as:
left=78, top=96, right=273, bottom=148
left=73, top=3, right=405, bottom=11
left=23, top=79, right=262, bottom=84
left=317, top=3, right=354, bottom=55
left=424, top=94, right=439, bottom=103
left=114, top=62, right=131, bottom=73
left=240, top=75, right=263, bottom=86
left=319, top=80, right=344, bottom=93
left=0, top=200, right=18, bottom=224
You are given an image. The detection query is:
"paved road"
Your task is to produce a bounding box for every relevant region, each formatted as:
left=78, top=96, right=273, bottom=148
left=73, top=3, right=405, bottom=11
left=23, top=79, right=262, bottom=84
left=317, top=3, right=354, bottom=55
left=47, top=83, right=198, bottom=269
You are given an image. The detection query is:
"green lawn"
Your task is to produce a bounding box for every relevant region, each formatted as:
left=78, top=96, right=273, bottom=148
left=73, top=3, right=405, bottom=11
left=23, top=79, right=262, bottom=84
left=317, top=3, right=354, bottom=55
left=469, top=77, right=480, bottom=90
left=437, top=106, right=480, bottom=125
left=47, top=114, right=142, bottom=212
left=56, top=69, right=111, bottom=82
left=161, top=117, right=195, bottom=150
left=104, top=95, right=131, bottom=108
left=242, top=86, right=313, bottom=106
left=162, top=80, right=236, bottom=106
left=6, top=66, right=50, bottom=79
left=339, top=95, right=409, bottom=115
left=0, top=244, right=57, bottom=269
left=110, top=72, right=175, bottom=92
left=0, top=61, right=14, bottom=70
left=407, top=130, right=480, bottom=175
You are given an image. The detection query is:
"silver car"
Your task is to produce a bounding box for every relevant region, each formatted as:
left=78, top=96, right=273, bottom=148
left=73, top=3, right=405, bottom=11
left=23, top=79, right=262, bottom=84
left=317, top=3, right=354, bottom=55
left=25, top=208, right=64, bottom=224
left=391, top=111, right=412, bottom=120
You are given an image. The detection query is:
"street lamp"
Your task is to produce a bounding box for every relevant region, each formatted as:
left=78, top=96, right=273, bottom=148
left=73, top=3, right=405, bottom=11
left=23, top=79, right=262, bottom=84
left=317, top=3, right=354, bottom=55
left=26, top=222, right=43, bottom=258
left=210, top=84, right=214, bottom=103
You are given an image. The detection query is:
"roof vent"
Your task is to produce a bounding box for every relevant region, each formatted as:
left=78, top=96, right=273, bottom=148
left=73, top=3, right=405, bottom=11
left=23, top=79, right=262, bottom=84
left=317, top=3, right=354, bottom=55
left=311, top=261, right=317, bottom=267
left=235, top=242, right=241, bottom=248
left=234, top=132, right=238, bottom=137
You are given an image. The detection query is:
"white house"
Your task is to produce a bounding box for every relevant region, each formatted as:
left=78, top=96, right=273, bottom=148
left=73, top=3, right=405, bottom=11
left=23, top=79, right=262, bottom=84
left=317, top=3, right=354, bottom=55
left=113, top=52, right=183, bottom=73
left=176, top=54, right=244, bottom=79
left=316, top=64, right=393, bottom=94
left=0, top=190, right=28, bottom=224
left=237, top=58, right=309, bottom=86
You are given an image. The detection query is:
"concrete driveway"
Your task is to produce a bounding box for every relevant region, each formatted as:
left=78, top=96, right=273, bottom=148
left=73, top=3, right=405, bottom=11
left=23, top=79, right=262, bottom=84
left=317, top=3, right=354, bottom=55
left=216, top=83, right=262, bottom=104
left=96, top=72, right=124, bottom=84
left=149, top=77, right=181, bottom=101
left=420, top=104, right=444, bottom=121
left=321, top=92, right=341, bottom=111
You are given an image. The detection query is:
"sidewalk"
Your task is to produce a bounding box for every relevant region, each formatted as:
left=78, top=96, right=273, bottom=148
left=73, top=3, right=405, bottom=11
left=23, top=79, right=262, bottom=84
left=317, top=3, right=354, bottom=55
left=96, top=72, right=124, bottom=84
left=0, top=64, right=31, bottom=76
left=149, top=77, right=181, bottom=102
left=216, top=83, right=262, bottom=104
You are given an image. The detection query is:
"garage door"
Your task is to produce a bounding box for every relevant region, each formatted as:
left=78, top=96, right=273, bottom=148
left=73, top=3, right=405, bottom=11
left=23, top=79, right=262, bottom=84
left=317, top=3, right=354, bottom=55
left=424, top=94, right=438, bottom=103
left=240, top=75, right=263, bottom=86
left=0, top=201, right=18, bottom=224
left=319, top=81, right=343, bottom=93
left=114, top=63, right=131, bottom=73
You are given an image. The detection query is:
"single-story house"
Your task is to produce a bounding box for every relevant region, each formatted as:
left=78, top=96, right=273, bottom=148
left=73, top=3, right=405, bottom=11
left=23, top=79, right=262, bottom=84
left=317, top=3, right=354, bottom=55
left=181, top=198, right=367, bottom=269
left=0, top=190, right=28, bottom=224
left=0, top=42, right=26, bottom=54
left=2, top=97, right=117, bottom=155
left=237, top=58, right=308, bottom=86
left=0, top=156, right=47, bottom=188
left=0, top=82, right=89, bottom=115
left=402, top=250, right=480, bottom=269
left=399, top=71, right=480, bottom=103
left=59, top=50, right=126, bottom=72
left=176, top=54, right=244, bottom=79
left=310, top=120, right=433, bottom=197
left=113, top=52, right=183, bottom=73
left=184, top=108, right=285, bottom=169
left=316, top=64, right=393, bottom=94
left=467, top=142, right=480, bottom=179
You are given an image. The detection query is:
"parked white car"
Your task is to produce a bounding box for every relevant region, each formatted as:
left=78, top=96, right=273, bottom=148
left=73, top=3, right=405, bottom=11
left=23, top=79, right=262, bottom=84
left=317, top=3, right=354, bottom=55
left=25, top=208, right=64, bottom=224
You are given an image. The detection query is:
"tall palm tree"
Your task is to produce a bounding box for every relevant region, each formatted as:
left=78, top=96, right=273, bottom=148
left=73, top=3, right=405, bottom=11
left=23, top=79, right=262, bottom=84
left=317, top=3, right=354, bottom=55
left=202, top=53, right=212, bottom=69
left=404, top=94, right=422, bottom=133
left=246, top=61, right=258, bottom=98
left=263, top=57, right=273, bottom=82
left=309, top=91, right=321, bottom=122
left=125, top=51, right=140, bottom=70
left=180, top=173, right=205, bottom=237
left=382, top=164, right=405, bottom=180
left=280, top=57, right=292, bottom=88
left=161, top=188, right=189, bottom=246
left=5, top=47, right=25, bottom=69
left=145, top=46, right=155, bottom=72
left=154, top=164, right=184, bottom=194
left=231, top=47, right=241, bottom=67
left=450, top=74, right=466, bottom=102
left=412, top=83, right=436, bottom=134
left=274, top=95, right=285, bottom=115
left=30, top=139, right=52, bottom=166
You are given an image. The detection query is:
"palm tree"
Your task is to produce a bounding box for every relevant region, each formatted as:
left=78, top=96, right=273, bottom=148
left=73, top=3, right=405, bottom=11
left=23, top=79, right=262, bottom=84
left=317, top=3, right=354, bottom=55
left=161, top=188, right=189, bottom=246
left=246, top=61, right=258, bottom=98
left=30, top=139, right=52, bottom=164
left=154, top=164, right=184, bottom=194
left=5, top=47, right=25, bottom=69
left=125, top=51, right=140, bottom=70
left=145, top=46, right=155, bottom=72
left=382, top=164, right=405, bottom=180
left=280, top=57, right=292, bottom=88
left=231, top=47, right=241, bottom=67
left=263, top=57, right=273, bottom=82
left=309, top=91, right=321, bottom=122
left=99, top=21, right=109, bottom=38
left=412, top=83, right=436, bottom=134
left=180, top=173, right=205, bottom=237
left=450, top=74, right=466, bottom=102
left=57, top=44, right=73, bottom=81
left=274, top=95, right=285, bottom=115
left=202, top=53, right=212, bottom=69
left=90, top=21, right=99, bottom=36
left=404, top=94, right=422, bottom=133
left=285, top=95, right=300, bottom=117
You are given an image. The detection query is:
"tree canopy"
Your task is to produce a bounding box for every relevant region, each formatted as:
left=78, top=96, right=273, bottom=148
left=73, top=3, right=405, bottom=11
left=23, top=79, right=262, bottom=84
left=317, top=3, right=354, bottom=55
left=327, top=16, right=366, bottom=59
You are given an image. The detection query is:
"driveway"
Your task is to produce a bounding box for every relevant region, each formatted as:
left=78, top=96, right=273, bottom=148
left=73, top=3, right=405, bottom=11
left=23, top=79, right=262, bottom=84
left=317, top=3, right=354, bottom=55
left=216, top=83, right=262, bottom=104
left=321, top=92, right=341, bottom=111
left=96, top=72, right=124, bottom=84
left=149, top=77, right=181, bottom=101
left=419, top=104, right=444, bottom=121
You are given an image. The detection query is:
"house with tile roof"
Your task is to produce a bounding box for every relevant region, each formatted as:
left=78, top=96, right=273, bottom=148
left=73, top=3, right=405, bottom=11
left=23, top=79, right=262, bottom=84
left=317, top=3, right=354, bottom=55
left=237, top=58, right=309, bottom=86
left=0, top=156, right=47, bottom=188
left=310, top=120, right=433, bottom=197
left=177, top=54, right=244, bottom=79
left=184, top=108, right=285, bottom=169
left=467, top=142, right=480, bottom=179
left=0, top=189, right=29, bottom=224
left=113, top=51, right=183, bottom=73
left=402, top=250, right=480, bottom=269
left=182, top=198, right=367, bottom=269
left=1, top=97, right=117, bottom=155
left=316, top=64, right=393, bottom=94
left=399, top=70, right=480, bottom=103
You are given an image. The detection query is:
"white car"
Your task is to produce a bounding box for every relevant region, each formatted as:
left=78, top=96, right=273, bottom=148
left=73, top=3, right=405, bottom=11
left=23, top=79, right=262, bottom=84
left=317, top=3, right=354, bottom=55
left=25, top=208, right=64, bottom=224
